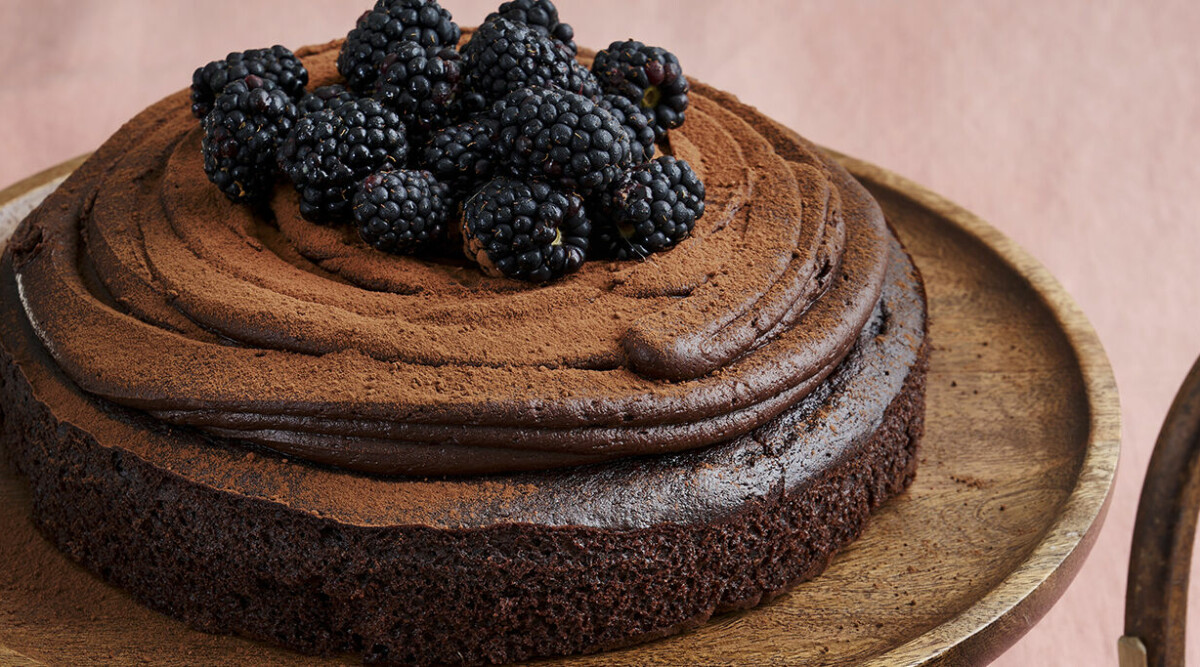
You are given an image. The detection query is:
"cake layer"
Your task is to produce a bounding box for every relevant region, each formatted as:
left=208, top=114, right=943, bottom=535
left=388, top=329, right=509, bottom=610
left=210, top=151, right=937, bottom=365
left=0, top=232, right=926, bottom=663
left=7, top=42, right=890, bottom=475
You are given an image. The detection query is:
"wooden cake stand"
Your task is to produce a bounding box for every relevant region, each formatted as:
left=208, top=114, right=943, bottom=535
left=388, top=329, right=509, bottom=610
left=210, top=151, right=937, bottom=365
left=0, top=152, right=1119, bottom=666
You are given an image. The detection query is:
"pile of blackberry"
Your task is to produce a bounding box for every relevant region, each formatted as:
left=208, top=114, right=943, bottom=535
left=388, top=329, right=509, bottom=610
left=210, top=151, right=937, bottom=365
left=192, top=0, right=705, bottom=283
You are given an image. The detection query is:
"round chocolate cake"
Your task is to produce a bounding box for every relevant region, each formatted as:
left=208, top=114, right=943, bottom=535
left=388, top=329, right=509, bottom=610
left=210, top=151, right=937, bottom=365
left=0, top=36, right=927, bottom=666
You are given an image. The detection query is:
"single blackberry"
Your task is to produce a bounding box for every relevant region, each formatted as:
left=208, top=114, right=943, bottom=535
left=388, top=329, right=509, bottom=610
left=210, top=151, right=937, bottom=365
left=592, top=156, right=705, bottom=259
left=297, top=85, right=357, bottom=115
left=485, top=0, right=577, bottom=54
left=489, top=86, right=631, bottom=194
left=353, top=169, right=449, bottom=254
left=373, top=42, right=463, bottom=137
left=277, top=98, right=409, bottom=222
left=462, top=177, right=589, bottom=282
left=461, top=18, right=599, bottom=106
left=338, top=0, right=461, bottom=93
left=421, top=119, right=498, bottom=192
left=276, top=111, right=356, bottom=221
left=337, top=98, right=410, bottom=172
left=592, top=41, right=689, bottom=138
left=201, top=76, right=298, bottom=203
left=600, top=94, right=656, bottom=164
left=191, top=45, right=307, bottom=119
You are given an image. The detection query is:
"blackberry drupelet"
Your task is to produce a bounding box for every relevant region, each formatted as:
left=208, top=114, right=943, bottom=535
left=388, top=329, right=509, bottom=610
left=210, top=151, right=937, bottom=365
left=353, top=169, right=450, bottom=254
left=461, top=177, right=589, bottom=282
left=421, top=119, right=499, bottom=192
left=489, top=86, right=631, bottom=194
left=191, top=45, right=307, bottom=119
left=461, top=18, right=599, bottom=107
left=201, top=76, right=298, bottom=203
left=338, top=0, right=461, bottom=94
left=592, top=41, right=689, bottom=139
left=592, top=156, right=705, bottom=259
left=373, top=41, right=463, bottom=138
left=485, top=0, right=577, bottom=54
left=277, top=98, right=409, bottom=222
left=298, top=85, right=357, bottom=115
left=600, top=94, right=656, bottom=164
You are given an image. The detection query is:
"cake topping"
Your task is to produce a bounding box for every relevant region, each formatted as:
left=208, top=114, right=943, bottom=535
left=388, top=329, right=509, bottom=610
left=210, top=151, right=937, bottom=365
left=353, top=169, right=450, bottom=254
left=12, top=41, right=889, bottom=475
left=277, top=97, right=408, bottom=222
left=592, top=41, right=690, bottom=139
left=201, top=76, right=298, bottom=203
left=190, top=45, right=308, bottom=119
left=337, top=0, right=462, bottom=93
left=485, top=0, right=577, bottom=55
left=592, top=156, right=705, bottom=260
left=184, top=0, right=706, bottom=284
left=461, top=176, right=589, bottom=282
left=489, top=86, right=632, bottom=194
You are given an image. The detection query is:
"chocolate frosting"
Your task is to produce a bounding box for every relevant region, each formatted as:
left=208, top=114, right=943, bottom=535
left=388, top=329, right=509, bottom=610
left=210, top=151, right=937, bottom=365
left=9, top=41, right=891, bottom=476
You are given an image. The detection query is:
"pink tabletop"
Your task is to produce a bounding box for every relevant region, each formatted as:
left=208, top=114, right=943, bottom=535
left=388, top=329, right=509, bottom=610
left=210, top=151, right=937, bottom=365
left=2, top=1, right=1198, bottom=664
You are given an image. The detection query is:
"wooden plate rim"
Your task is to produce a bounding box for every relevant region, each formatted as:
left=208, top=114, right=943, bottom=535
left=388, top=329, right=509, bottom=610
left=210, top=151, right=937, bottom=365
left=834, top=151, right=1121, bottom=666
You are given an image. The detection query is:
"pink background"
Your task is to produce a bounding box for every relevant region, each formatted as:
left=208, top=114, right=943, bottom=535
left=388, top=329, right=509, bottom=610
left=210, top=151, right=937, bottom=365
left=2, top=1, right=1198, bottom=664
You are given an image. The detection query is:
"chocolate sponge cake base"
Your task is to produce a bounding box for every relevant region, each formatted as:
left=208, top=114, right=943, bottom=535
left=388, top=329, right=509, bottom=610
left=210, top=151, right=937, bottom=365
left=0, top=236, right=927, bottom=665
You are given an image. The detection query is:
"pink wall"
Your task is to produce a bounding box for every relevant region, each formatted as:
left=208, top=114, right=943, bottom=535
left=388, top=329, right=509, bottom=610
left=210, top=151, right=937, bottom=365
left=3, top=1, right=1199, bottom=664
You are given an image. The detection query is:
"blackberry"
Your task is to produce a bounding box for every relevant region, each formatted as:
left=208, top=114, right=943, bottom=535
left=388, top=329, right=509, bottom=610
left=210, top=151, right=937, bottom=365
left=462, top=177, right=589, bottom=282
left=338, top=0, right=461, bottom=94
left=485, top=0, right=577, bottom=54
left=592, top=156, right=705, bottom=259
left=421, top=119, right=498, bottom=192
left=461, top=18, right=599, bottom=107
left=373, top=42, right=463, bottom=137
left=297, top=85, right=357, bottom=115
left=490, top=86, right=631, bottom=194
left=600, top=94, right=656, bottom=164
left=276, top=111, right=356, bottom=221
left=353, top=169, right=449, bottom=254
left=201, top=76, right=297, bottom=203
left=191, top=45, right=307, bottom=119
left=592, top=41, right=689, bottom=138
left=336, top=98, right=410, bottom=170
left=277, top=98, right=409, bottom=222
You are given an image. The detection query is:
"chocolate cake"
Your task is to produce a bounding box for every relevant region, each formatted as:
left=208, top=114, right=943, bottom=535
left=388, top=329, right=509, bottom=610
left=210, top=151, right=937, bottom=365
left=0, top=30, right=928, bottom=667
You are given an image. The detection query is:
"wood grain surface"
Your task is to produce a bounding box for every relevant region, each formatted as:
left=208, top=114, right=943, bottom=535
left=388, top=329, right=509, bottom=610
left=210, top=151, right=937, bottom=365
left=0, top=154, right=1119, bottom=666
left=1123, top=354, right=1200, bottom=666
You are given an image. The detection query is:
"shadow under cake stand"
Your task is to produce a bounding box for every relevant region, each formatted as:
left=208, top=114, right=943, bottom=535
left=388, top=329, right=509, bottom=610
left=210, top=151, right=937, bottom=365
left=0, top=153, right=1119, bottom=666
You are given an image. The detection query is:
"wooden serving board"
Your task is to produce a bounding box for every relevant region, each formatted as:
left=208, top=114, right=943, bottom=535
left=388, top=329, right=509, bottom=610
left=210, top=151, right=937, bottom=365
left=0, top=153, right=1119, bottom=666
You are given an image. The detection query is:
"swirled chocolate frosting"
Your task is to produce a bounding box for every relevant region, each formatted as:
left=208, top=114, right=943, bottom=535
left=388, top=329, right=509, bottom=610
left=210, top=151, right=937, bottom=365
left=9, top=41, right=891, bottom=476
